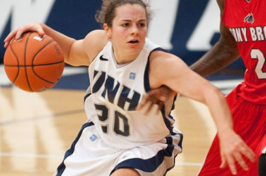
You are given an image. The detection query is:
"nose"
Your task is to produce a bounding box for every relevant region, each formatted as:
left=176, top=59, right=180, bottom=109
left=131, top=24, right=139, bottom=35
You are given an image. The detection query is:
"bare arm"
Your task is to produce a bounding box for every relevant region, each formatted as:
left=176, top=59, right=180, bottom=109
left=190, top=0, right=240, bottom=76
left=149, top=51, right=255, bottom=175
left=4, top=22, right=108, bottom=66
left=140, top=0, right=240, bottom=115
left=149, top=51, right=233, bottom=125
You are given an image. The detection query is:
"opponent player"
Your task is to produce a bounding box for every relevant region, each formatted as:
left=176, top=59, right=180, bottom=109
left=192, top=0, right=266, bottom=175
left=4, top=0, right=255, bottom=175
left=140, top=0, right=266, bottom=175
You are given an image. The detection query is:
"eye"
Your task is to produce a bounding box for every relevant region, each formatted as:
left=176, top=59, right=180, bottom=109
left=122, top=23, right=129, bottom=27
left=138, top=23, right=146, bottom=27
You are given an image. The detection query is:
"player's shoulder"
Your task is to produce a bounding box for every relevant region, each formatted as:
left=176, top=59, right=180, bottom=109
left=85, top=30, right=108, bottom=48
left=84, top=30, right=109, bottom=60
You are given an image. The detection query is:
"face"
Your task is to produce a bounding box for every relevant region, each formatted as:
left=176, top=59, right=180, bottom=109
left=104, top=3, right=148, bottom=63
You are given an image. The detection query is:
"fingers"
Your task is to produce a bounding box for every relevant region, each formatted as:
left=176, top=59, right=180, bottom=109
left=140, top=100, right=160, bottom=115
left=16, top=29, right=24, bottom=40
left=4, top=22, right=45, bottom=48
left=234, top=152, right=249, bottom=171
left=144, top=101, right=156, bottom=115
left=157, top=101, right=164, bottom=115
left=219, top=135, right=256, bottom=175
left=160, top=85, right=173, bottom=101
left=4, top=30, right=17, bottom=48
left=240, top=145, right=256, bottom=163
left=221, top=152, right=246, bottom=175
left=137, top=92, right=159, bottom=111
left=137, top=100, right=156, bottom=115
left=136, top=94, right=148, bottom=111
left=220, top=154, right=227, bottom=168
left=4, top=28, right=25, bottom=48
left=137, top=85, right=176, bottom=115
left=234, top=144, right=255, bottom=171
left=35, top=25, right=45, bottom=36
left=220, top=150, right=238, bottom=175
left=137, top=89, right=169, bottom=111
left=226, top=155, right=237, bottom=175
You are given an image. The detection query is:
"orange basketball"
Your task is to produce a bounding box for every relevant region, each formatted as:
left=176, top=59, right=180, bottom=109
left=4, top=31, right=65, bottom=92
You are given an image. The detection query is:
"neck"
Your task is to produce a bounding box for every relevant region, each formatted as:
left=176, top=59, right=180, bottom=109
left=112, top=45, right=140, bottom=64
left=113, top=50, right=138, bottom=64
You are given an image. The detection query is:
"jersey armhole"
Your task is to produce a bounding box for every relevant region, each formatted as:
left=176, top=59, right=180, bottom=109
left=144, top=47, right=170, bottom=92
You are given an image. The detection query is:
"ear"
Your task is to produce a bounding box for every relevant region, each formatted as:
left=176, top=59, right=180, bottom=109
left=103, top=23, right=112, bottom=39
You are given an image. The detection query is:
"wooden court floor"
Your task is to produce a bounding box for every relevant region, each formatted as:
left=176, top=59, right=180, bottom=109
left=0, top=87, right=217, bottom=176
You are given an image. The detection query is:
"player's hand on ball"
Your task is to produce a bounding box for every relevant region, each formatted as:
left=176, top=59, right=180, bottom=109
left=4, top=31, right=64, bottom=92
left=4, top=22, right=45, bottom=48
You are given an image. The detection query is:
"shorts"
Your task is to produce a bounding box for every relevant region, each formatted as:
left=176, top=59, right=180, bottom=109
left=197, top=84, right=266, bottom=176
left=54, top=121, right=183, bottom=176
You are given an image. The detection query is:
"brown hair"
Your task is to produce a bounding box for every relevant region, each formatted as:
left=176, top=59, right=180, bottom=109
left=95, top=0, right=150, bottom=27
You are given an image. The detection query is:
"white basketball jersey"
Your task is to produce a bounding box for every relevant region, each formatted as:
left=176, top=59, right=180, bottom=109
left=84, top=38, right=176, bottom=149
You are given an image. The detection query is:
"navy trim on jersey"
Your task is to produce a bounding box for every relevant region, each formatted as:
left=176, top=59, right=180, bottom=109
left=144, top=47, right=168, bottom=93
left=164, top=153, right=178, bottom=176
left=171, top=95, right=177, bottom=111
left=143, top=47, right=177, bottom=137
left=111, top=145, right=175, bottom=175
left=56, top=122, right=94, bottom=176
left=84, top=92, right=91, bottom=103
left=161, top=107, right=172, bottom=131
left=177, top=133, right=184, bottom=149
left=163, top=133, right=183, bottom=175
left=144, top=56, right=151, bottom=92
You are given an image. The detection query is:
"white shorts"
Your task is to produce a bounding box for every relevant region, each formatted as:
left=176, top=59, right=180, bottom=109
left=54, top=121, right=183, bottom=176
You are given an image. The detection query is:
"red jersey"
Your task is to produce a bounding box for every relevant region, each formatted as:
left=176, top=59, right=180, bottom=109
left=222, top=0, right=266, bottom=104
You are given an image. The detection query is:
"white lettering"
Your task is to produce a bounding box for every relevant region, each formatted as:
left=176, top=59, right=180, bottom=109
left=241, top=28, right=248, bottom=42
left=250, top=27, right=257, bottom=41
left=147, top=0, right=180, bottom=50
left=235, top=28, right=243, bottom=42
left=256, top=27, right=264, bottom=41
left=0, top=0, right=56, bottom=38
left=187, top=0, right=220, bottom=51
left=229, top=28, right=238, bottom=42
left=251, top=49, right=266, bottom=79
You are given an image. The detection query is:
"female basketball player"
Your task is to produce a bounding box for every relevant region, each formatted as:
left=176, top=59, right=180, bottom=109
left=4, top=0, right=255, bottom=175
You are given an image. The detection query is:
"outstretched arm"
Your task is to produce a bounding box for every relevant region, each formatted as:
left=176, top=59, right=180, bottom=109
left=4, top=22, right=108, bottom=66
left=191, top=0, right=240, bottom=76
left=149, top=51, right=255, bottom=175
left=190, top=22, right=240, bottom=77
left=139, top=0, right=240, bottom=114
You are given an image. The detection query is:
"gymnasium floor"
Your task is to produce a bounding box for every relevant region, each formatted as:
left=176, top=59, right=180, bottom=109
left=0, top=64, right=244, bottom=176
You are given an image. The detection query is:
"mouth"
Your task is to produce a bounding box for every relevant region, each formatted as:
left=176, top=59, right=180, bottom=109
left=128, top=40, right=139, bottom=44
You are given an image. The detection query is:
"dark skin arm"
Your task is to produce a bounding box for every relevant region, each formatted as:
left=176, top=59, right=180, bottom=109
left=137, top=85, right=176, bottom=114
left=138, top=0, right=241, bottom=113
left=190, top=0, right=240, bottom=76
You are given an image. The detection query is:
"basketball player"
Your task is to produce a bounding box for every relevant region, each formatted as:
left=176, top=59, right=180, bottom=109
left=4, top=0, right=255, bottom=175
left=140, top=0, right=266, bottom=175
left=194, top=0, right=266, bottom=175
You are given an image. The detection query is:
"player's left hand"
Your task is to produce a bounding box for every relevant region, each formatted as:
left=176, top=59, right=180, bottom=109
left=218, top=129, right=256, bottom=175
left=136, top=85, right=176, bottom=114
